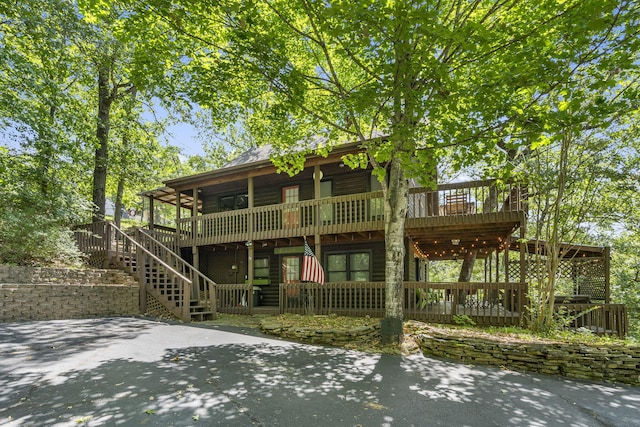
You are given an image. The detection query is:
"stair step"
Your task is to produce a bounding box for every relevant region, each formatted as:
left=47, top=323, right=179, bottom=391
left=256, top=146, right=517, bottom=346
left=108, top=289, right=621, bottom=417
left=189, top=311, right=216, bottom=321
left=190, top=306, right=213, bottom=313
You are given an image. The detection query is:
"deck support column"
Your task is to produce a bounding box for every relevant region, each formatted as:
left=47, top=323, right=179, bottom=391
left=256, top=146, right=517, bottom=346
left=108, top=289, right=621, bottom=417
left=247, top=177, right=255, bottom=310
left=313, top=165, right=322, bottom=263
left=176, top=191, right=181, bottom=244
left=519, top=215, right=527, bottom=315
left=504, top=236, right=510, bottom=282
left=604, top=246, right=610, bottom=303
left=519, top=216, right=526, bottom=285
left=148, top=196, right=155, bottom=230
left=192, top=187, right=200, bottom=301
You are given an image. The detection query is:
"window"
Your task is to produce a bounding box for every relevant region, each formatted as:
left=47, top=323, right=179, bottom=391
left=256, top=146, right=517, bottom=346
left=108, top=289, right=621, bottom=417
left=282, top=256, right=300, bottom=283
left=219, top=195, right=235, bottom=211
left=327, top=254, right=347, bottom=282
left=282, top=186, right=300, bottom=228
left=320, top=180, right=333, bottom=224
left=219, top=193, right=248, bottom=211
left=370, top=174, right=383, bottom=220
left=254, top=257, right=270, bottom=279
left=282, top=186, right=299, bottom=203
left=327, top=251, right=370, bottom=282
left=350, top=252, right=370, bottom=281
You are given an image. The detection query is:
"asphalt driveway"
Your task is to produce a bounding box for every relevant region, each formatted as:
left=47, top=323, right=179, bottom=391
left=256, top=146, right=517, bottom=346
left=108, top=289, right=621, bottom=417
left=1, top=317, right=639, bottom=426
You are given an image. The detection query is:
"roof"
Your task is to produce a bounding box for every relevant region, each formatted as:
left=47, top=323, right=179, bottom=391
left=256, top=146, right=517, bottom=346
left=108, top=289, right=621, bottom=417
left=139, top=186, right=202, bottom=212
left=141, top=137, right=365, bottom=209
left=162, top=138, right=364, bottom=190
left=221, top=135, right=331, bottom=169
left=509, top=240, right=608, bottom=258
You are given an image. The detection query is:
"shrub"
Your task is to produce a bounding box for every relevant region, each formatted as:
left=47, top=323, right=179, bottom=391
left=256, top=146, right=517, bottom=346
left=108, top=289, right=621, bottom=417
left=0, top=210, right=85, bottom=267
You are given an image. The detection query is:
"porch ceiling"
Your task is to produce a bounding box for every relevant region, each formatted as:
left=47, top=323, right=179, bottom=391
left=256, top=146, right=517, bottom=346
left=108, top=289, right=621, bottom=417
left=140, top=187, right=202, bottom=212
left=408, top=220, right=521, bottom=261
left=200, top=231, right=387, bottom=251
left=509, top=240, right=607, bottom=258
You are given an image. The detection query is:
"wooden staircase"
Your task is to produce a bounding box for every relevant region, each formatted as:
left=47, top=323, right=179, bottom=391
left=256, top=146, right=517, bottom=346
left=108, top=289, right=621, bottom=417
left=75, top=221, right=217, bottom=322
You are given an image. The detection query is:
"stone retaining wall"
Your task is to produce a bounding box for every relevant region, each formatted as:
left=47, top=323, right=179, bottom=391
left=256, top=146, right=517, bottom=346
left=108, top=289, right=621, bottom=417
left=411, top=323, right=640, bottom=386
left=259, top=317, right=640, bottom=386
left=260, top=320, right=379, bottom=346
left=0, top=266, right=140, bottom=322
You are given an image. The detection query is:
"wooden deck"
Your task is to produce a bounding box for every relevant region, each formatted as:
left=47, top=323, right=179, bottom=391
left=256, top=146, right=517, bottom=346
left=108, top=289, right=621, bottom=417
left=175, top=180, right=526, bottom=248
left=211, top=281, right=627, bottom=337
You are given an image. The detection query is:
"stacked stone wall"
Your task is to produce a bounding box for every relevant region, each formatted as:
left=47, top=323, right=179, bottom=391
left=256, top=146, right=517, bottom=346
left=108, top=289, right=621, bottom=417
left=259, top=317, right=640, bottom=386
left=412, top=324, right=640, bottom=386
left=0, top=266, right=139, bottom=322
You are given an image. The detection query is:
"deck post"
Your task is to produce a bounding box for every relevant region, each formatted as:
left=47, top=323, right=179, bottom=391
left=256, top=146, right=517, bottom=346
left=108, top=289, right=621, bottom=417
left=176, top=191, right=181, bottom=243
left=192, top=186, right=200, bottom=301
left=604, top=246, right=611, bottom=304
left=519, top=214, right=528, bottom=316
left=504, top=235, right=510, bottom=282
left=519, top=214, right=527, bottom=285
left=247, top=177, right=255, bottom=312
left=148, top=196, right=155, bottom=230
left=313, top=165, right=322, bottom=268
left=192, top=186, right=199, bottom=234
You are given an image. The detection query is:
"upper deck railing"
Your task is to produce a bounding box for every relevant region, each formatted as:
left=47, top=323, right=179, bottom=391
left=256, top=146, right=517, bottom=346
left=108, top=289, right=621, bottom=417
left=176, top=179, right=526, bottom=247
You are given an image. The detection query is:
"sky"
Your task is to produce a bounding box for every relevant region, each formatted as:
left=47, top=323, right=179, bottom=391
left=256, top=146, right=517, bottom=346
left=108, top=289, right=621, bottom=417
left=160, top=121, right=205, bottom=157
left=143, top=101, right=206, bottom=157
left=0, top=120, right=206, bottom=158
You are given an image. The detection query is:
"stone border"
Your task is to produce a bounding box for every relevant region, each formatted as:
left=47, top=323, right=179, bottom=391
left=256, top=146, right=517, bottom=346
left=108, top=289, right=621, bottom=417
left=258, top=316, right=640, bottom=386
left=260, top=318, right=380, bottom=346
left=410, top=323, right=640, bottom=386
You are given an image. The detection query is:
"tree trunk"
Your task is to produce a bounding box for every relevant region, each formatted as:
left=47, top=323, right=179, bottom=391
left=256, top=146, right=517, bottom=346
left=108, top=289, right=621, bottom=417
left=92, top=66, right=113, bottom=222
left=457, top=249, right=478, bottom=303
left=114, top=177, right=124, bottom=229
left=458, top=249, right=477, bottom=282
left=381, top=156, right=409, bottom=344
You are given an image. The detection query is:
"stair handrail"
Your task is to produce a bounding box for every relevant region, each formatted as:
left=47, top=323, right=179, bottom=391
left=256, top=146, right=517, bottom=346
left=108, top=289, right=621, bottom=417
left=136, top=227, right=217, bottom=311
left=77, top=221, right=193, bottom=321
left=106, top=222, right=192, bottom=283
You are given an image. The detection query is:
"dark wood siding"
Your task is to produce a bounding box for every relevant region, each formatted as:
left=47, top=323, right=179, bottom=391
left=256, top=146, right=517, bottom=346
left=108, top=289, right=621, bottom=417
left=201, top=249, right=247, bottom=285
left=254, top=185, right=279, bottom=207
left=329, top=170, right=370, bottom=196
left=252, top=179, right=315, bottom=207
left=201, top=194, right=217, bottom=215
left=200, top=168, right=371, bottom=213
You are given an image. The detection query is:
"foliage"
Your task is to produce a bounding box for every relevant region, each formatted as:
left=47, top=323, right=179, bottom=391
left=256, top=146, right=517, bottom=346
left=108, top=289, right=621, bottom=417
left=94, top=0, right=639, bottom=341
left=452, top=315, right=476, bottom=327
left=520, top=83, right=639, bottom=333
left=1, top=0, right=197, bottom=262
left=0, top=149, right=88, bottom=266
left=0, top=212, right=85, bottom=267
left=610, top=233, right=640, bottom=340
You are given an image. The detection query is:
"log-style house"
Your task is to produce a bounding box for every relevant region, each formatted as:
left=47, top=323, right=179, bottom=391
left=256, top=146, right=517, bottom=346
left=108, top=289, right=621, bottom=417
left=76, top=140, right=627, bottom=337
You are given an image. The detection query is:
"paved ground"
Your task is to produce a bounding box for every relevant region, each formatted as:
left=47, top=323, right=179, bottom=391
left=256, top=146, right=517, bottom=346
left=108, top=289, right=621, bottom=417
left=1, top=318, right=639, bottom=427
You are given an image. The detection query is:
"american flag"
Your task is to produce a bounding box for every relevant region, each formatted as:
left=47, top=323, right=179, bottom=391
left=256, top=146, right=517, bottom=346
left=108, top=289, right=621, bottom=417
left=301, top=240, right=325, bottom=284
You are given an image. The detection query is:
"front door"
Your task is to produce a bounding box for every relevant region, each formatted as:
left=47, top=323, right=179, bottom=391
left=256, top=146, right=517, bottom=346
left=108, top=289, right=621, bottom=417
left=282, top=255, right=301, bottom=297
left=282, top=185, right=300, bottom=228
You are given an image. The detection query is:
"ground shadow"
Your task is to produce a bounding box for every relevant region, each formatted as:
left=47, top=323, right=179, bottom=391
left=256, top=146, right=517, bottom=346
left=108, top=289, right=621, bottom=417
left=1, top=318, right=638, bottom=426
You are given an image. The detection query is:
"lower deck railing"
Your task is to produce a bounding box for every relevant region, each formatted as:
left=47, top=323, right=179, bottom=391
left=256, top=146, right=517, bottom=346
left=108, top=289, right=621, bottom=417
left=213, top=281, right=627, bottom=337
left=280, top=281, right=527, bottom=327
left=556, top=303, right=628, bottom=338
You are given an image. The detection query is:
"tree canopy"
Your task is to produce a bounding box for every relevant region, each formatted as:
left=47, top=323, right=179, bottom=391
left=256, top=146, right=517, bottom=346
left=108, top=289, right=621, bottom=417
left=1, top=0, right=639, bottom=337
left=119, top=0, right=639, bottom=339
left=0, top=0, right=198, bottom=264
